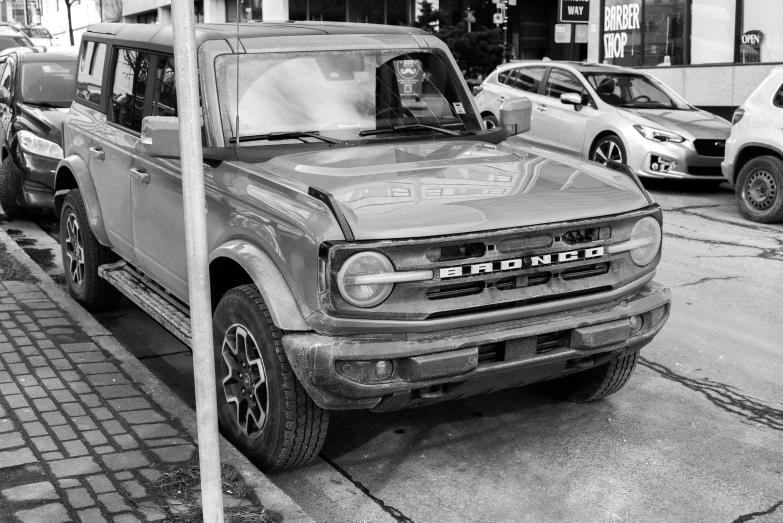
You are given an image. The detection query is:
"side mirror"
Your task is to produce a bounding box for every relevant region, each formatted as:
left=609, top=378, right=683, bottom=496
left=140, top=116, right=180, bottom=159
left=560, top=93, right=583, bottom=108
left=0, top=87, right=9, bottom=105
left=499, top=97, right=532, bottom=134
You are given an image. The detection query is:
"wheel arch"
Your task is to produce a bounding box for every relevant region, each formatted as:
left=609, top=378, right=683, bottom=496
left=589, top=130, right=622, bottom=156
left=209, top=240, right=310, bottom=332
left=54, top=155, right=111, bottom=246
left=734, top=144, right=783, bottom=181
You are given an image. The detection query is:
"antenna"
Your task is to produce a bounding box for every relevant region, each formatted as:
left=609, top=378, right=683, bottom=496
left=234, top=0, right=240, bottom=150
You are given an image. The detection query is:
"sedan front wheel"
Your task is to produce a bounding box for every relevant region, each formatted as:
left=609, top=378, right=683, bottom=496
left=591, top=135, right=627, bottom=166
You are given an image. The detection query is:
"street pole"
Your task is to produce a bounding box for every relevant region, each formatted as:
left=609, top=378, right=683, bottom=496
left=169, top=1, right=225, bottom=522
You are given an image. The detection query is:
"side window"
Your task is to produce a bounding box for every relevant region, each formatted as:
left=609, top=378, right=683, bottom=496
left=497, top=70, right=510, bottom=84
left=774, top=83, right=783, bottom=109
left=0, top=59, right=13, bottom=93
left=512, top=67, right=546, bottom=94
left=152, top=55, right=177, bottom=117
left=76, top=41, right=106, bottom=105
left=110, top=48, right=150, bottom=133
left=545, top=69, right=586, bottom=99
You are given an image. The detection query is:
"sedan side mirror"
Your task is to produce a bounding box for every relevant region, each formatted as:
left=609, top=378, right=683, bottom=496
left=560, top=93, right=584, bottom=108
left=140, top=116, right=180, bottom=159
left=499, top=97, right=532, bottom=134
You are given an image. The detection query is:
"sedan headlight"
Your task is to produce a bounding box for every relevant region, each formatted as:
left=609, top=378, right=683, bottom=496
left=18, top=130, right=63, bottom=159
left=337, top=252, right=395, bottom=308
left=628, top=217, right=661, bottom=266
left=633, top=124, right=685, bottom=143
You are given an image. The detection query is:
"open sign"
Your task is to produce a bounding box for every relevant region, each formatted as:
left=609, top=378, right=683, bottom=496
left=741, top=30, right=763, bottom=49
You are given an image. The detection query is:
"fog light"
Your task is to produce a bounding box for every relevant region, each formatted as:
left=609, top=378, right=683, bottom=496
left=650, top=155, right=677, bottom=173
left=375, top=360, right=394, bottom=380
left=629, top=315, right=644, bottom=334
left=651, top=306, right=666, bottom=326
left=651, top=163, right=659, bottom=171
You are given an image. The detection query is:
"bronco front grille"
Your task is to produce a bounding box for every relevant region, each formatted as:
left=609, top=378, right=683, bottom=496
left=321, top=208, right=661, bottom=321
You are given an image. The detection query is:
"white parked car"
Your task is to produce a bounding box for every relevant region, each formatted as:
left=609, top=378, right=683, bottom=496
left=722, top=67, right=783, bottom=223
left=474, top=61, right=731, bottom=181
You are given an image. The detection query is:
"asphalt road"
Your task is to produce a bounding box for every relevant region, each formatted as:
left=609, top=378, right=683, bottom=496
left=3, top=180, right=782, bottom=523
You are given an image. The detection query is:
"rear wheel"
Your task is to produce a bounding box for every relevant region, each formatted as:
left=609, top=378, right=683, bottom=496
left=0, top=157, right=28, bottom=219
left=735, top=155, right=783, bottom=223
left=60, top=190, right=120, bottom=309
left=543, top=351, right=639, bottom=403
left=213, top=285, right=329, bottom=470
left=591, top=135, right=627, bottom=166
left=483, top=113, right=499, bottom=130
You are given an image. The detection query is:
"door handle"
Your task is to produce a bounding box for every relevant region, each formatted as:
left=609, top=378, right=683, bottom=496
left=89, top=147, right=104, bottom=160
left=130, top=167, right=149, bottom=184
left=536, top=105, right=548, bottom=112
left=497, top=97, right=506, bottom=102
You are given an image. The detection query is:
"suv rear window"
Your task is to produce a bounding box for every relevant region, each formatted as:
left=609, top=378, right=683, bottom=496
left=110, top=48, right=150, bottom=133
left=76, top=41, right=106, bottom=105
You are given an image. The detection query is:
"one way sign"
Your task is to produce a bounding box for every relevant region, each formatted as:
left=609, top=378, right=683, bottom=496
left=559, top=0, right=590, bottom=23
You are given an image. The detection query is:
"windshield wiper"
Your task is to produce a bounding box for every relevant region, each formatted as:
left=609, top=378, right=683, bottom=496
left=359, top=124, right=462, bottom=137
left=230, top=131, right=344, bottom=144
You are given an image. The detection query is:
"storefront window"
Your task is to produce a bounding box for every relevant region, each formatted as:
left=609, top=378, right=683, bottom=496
left=691, top=0, right=735, bottom=64
left=348, top=0, right=384, bottom=24
left=602, top=0, right=643, bottom=66
left=643, top=0, right=687, bottom=66
left=226, top=0, right=262, bottom=22
left=740, top=0, right=783, bottom=63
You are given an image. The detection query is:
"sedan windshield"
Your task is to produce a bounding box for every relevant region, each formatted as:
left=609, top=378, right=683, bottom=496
left=20, top=61, right=76, bottom=107
left=585, top=72, right=690, bottom=110
left=215, top=49, right=481, bottom=144
left=0, top=35, right=31, bottom=52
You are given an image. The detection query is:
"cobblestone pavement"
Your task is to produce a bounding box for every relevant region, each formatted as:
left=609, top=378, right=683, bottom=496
left=0, top=278, right=199, bottom=522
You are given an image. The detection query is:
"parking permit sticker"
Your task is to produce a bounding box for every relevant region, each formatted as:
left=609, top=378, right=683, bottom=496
left=454, top=102, right=466, bottom=114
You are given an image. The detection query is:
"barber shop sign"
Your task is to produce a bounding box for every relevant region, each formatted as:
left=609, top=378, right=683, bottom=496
left=603, top=0, right=641, bottom=60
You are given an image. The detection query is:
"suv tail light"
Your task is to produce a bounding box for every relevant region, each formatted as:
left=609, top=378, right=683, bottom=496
left=731, top=108, right=745, bottom=125
left=472, top=85, right=484, bottom=96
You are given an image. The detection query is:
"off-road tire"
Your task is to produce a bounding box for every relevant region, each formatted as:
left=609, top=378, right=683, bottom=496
left=483, top=113, right=499, bottom=130
left=590, top=134, right=627, bottom=166
left=543, top=351, right=639, bottom=403
left=735, top=155, right=783, bottom=223
left=0, top=157, right=28, bottom=219
left=212, top=284, right=329, bottom=471
left=60, top=190, right=120, bottom=310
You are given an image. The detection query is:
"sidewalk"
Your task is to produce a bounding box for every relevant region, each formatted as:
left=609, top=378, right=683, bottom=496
left=0, top=224, right=314, bottom=522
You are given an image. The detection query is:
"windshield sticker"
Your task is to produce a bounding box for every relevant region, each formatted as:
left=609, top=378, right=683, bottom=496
left=454, top=102, right=466, bottom=114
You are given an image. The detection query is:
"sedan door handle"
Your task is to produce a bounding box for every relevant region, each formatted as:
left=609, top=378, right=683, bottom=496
left=130, top=167, right=149, bottom=184
left=89, top=147, right=105, bottom=160
left=535, top=105, right=548, bottom=112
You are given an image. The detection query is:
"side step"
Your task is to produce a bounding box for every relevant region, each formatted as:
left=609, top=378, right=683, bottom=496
left=98, top=261, right=192, bottom=347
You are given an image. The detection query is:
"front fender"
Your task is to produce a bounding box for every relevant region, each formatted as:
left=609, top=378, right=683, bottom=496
left=209, top=240, right=310, bottom=332
left=54, top=155, right=110, bottom=246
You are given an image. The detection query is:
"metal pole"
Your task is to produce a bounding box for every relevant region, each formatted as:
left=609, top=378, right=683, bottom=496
left=169, top=1, right=225, bottom=522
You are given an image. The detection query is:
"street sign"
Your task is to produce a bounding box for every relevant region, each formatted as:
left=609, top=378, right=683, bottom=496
left=559, top=0, right=590, bottom=24
left=555, top=23, right=573, bottom=44
left=575, top=24, right=589, bottom=43
left=493, top=12, right=504, bottom=25
left=465, top=9, right=476, bottom=23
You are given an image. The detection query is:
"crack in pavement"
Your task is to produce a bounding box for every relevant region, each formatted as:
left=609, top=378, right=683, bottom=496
left=730, top=500, right=783, bottom=523
left=639, top=358, right=783, bottom=432
left=664, top=232, right=783, bottom=263
left=320, top=454, right=416, bottom=523
left=674, top=276, right=740, bottom=288
left=664, top=206, right=783, bottom=235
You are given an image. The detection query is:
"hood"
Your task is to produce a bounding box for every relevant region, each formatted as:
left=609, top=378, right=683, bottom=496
left=257, top=140, right=650, bottom=241
left=18, top=104, right=68, bottom=145
left=618, top=107, right=730, bottom=140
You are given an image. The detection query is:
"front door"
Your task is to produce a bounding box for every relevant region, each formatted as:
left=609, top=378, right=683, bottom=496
left=89, top=46, right=151, bottom=262
left=533, top=68, right=595, bottom=156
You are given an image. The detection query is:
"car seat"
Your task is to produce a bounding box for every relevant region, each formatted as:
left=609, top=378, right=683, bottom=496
left=595, top=78, right=624, bottom=105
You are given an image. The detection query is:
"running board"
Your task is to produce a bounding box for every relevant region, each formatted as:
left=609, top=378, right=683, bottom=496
left=98, top=261, right=192, bottom=346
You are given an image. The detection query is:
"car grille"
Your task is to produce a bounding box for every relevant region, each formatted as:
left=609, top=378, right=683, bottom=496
left=322, top=208, right=660, bottom=321
left=688, top=166, right=723, bottom=176
left=693, top=139, right=726, bottom=157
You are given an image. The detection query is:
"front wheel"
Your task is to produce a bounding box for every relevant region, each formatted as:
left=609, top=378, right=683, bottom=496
left=735, top=156, right=783, bottom=223
left=591, top=135, right=627, bottom=166
left=543, top=351, right=639, bottom=403
left=483, top=113, right=499, bottom=130
left=0, top=157, right=28, bottom=219
left=213, top=285, right=329, bottom=470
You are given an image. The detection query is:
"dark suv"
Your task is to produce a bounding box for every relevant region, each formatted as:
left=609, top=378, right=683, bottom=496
left=0, top=46, right=78, bottom=218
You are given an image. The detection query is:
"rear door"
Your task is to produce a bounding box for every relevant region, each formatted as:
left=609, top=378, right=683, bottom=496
left=0, top=56, right=14, bottom=157
left=534, top=67, right=597, bottom=156
left=771, top=82, right=783, bottom=150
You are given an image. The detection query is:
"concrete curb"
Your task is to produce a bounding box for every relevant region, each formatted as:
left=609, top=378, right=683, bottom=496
left=0, top=223, right=316, bottom=523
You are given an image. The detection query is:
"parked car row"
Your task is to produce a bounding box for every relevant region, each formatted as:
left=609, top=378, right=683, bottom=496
left=474, top=60, right=783, bottom=223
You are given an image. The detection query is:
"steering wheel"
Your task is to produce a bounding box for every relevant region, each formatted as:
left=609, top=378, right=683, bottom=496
left=632, top=95, right=652, bottom=103
left=377, top=107, right=415, bottom=121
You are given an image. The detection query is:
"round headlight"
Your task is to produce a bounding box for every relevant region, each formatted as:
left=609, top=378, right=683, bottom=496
left=337, top=252, right=395, bottom=308
left=629, top=217, right=661, bottom=266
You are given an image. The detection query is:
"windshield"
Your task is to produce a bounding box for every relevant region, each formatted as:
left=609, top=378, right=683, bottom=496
left=585, top=72, right=690, bottom=110
left=21, top=27, right=52, bottom=39
left=215, top=49, right=481, bottom=144
left=21, top=61, right=76, bottom=106
left=0, top=35, right=31, bottom=52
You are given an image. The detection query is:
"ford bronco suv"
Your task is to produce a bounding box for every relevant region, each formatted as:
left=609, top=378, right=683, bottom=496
left=56, top=22, right=670, bottom=470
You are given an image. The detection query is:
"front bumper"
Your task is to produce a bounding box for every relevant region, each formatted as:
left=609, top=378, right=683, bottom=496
left=11, top=151, right=57, bottom=209
left=626, top=137, right=724, bottom=180
left=283, top=281, right=670, bottom=411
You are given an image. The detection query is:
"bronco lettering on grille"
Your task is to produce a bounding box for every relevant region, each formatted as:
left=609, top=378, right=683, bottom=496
left=439, top=247, right=605, bottom=279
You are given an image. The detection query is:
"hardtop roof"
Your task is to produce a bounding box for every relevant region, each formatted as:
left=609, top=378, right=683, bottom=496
left=83, top=21, right=430, bottom=54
